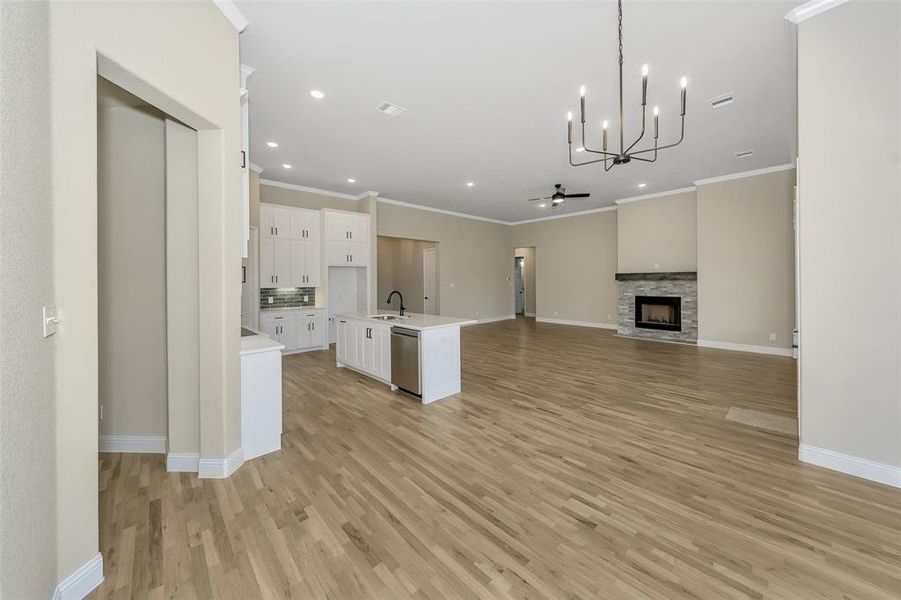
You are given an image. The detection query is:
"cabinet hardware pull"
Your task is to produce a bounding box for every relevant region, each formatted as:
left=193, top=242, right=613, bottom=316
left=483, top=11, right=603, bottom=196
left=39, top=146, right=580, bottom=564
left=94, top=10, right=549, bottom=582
left=350, top=254, right=353, bottom=263
left=241, top=150, right=246, bottom=168
left=270, top=226, right=273, bottom=235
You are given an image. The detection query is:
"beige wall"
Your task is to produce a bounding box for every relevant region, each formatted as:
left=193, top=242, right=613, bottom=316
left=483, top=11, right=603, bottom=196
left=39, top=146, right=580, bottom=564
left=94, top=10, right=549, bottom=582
left=378, top=202, right=513, bottom=319
left=98, top=101, right=168, bottom=440
left=697, top=170, right=796, bottom=350
left=617, top=191, right=697, bottom=273
left=514, top=247, right=536, bottom=316
left=261, top=183, right=357, bottom=211
left=41, top=0, right=240, bottom=587
left=798, top=1, right=901, bottom=468
left=511, top=211, right=618, bottom=326
left=378, top=237, right=439, bottom=313
left=0, top=1, right=57, bottom=596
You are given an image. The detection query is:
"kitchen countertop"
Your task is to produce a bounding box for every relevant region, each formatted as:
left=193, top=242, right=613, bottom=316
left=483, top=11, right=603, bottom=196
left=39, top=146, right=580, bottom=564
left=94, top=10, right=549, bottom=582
left=335, top=311, right=477, bottom=331
left=240, top=328, right=285, bottom=355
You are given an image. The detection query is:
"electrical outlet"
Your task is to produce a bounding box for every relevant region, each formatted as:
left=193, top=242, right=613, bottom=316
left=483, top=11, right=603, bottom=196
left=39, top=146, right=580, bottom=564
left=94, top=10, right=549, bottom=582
left=654, top=262, right=660, bottom=269
left=607, top=313, right=612, bottom=321
left=303, top=295, right=308, bottom=303
left=268, top=297, right=274, bottom=304
left=769, top=333, right=777, bottom=341
left=554, top=310, right=559, bottom=316
left=450, top=282, right=455, bottom=288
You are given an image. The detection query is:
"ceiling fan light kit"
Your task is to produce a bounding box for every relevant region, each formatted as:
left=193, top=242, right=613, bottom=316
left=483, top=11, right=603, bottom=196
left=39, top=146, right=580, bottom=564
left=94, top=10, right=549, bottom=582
left=567, top=0, right=688, bottom=172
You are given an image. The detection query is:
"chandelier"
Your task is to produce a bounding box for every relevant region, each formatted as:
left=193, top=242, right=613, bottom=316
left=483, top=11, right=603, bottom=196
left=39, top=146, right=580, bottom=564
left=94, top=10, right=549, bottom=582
left=567, top=0, right=688, bottom=171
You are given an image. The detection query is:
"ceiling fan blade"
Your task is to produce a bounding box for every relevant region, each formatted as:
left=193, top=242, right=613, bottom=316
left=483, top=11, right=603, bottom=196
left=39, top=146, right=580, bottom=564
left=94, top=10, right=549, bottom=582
left=527, top=196, right=551, bottom=202
left=564, top=193, right=590, bottom=198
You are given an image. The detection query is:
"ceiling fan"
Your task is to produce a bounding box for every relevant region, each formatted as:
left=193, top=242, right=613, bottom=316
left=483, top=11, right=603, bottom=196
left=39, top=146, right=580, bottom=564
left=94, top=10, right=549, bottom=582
left=527, top=184, right=590, bottom=208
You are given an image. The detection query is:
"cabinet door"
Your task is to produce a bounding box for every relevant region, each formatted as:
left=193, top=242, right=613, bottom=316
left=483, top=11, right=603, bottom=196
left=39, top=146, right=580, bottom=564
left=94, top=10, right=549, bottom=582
left=260, top=238, right=275, bottom=287
left=295, top=316, right=312, bottom=349
left=260, top=205, right=274, bottom=238
left=326, top=240, right=348, bottom=266
left=290, top=241, right=306, bottom=286
left=290, top=209, right=307, bottom=240
left=349, top=215, right=369, bottom=243
left=353, top=322, right=366, bottom=369
left=325, top=213, right=347, bottom=241
left=304, top=240, right=321, bottom=286
left=310, top=313, right=327, bottom=347
left=260, top=317, right=279, bottom=340
left=271, top=207, right=291, bottom=238
left=305, top=212, right=320, bottom=242
left=347, top=241, right=369, bottom=266
left=374, top=325, right=391, bottom=381
left=272, top=239, right=291, bottom=286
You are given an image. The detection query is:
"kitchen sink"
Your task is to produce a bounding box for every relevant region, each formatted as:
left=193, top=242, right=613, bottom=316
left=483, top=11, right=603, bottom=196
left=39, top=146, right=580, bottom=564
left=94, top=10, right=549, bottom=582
left=368, top=314, right=408, bottom=321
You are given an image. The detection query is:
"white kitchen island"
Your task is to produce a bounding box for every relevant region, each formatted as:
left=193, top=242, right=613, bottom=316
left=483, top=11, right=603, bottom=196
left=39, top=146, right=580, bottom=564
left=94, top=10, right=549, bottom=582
left=334, top=311, right=476, bottom=403
left=240, top=329, right=284, bottom=461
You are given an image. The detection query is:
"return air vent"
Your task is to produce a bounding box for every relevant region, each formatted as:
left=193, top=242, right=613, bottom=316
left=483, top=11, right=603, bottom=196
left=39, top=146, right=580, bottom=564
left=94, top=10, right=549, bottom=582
left=709, top=93, right=734, bottom=109
left=735, top=149, right=754, bottom=158
left=376, top=101, right=407, bottom=117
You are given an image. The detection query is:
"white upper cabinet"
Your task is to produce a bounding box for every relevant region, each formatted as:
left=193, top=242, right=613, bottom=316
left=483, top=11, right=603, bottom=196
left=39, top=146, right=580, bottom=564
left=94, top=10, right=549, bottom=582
left=261, top=205, right=291, bottom=239
left=291, top=209, right=319, bottom=241
left=324, top=211, right=370, bottom=266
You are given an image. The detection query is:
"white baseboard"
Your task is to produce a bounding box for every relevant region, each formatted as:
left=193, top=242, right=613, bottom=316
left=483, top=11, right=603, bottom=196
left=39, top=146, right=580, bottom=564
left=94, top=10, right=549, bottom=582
left=166, top=452, right=200, bottom=472
left=198, top=446, right=244, bottom=479
left=799, top=444, right=901, bottom=488
left=697, top=339, right=793, bottom=357
left=53, top=552, right=103, bottom=600
left=472, top=314, right=515, bottom=324
left=524, top=312, right=536, bottom=317
left=99, top=435, right=167, bottom=454
left=536, top=317, right=617, bottom=330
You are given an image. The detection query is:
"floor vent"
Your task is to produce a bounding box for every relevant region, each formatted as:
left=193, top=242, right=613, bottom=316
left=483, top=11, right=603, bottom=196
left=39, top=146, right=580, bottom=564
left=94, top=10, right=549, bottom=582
left=376, top=101, right=407, bottom=117
left=709, top=93, right=734, bottom=109
left=734, top=149, right=754, bottom=158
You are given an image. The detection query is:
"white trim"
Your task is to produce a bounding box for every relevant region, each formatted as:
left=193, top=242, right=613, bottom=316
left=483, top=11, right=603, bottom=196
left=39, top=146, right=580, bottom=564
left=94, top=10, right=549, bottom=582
left=468, top=314, right=515, bottom=324
left=536, top=317, right=617, bottom=330
left=697, top=339, right=794, bottom=357
left=249, top=162, right=263, bottom=174
left=53, top=553, right=103, bottom=600
left=799, top=444, right=901, bottom=488
left=260, top=179, right=358, bottom=201
left=511, top=205, right=618, bottom=225
left=198, top=447, right=244, bottom=479
left=693, top=163, right=795, bottom=186
left=613, top=186, right=697, bottom=206
left=785, top=0, right=850, bottom=24
left=99, top=435, right=167, bottom=454
left=377, top=197, right=509, bottom=225
left=524, top=312, right=536, bottom=318
left=213, top=0, right=249, bottom=32
left=166, top=452, right=200, bottom=472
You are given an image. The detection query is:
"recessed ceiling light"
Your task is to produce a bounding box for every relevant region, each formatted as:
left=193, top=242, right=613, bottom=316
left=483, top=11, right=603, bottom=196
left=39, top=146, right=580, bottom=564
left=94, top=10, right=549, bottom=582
left=575, top=146, right=585, bottom=153
left=637, top=183, right=647, bottom=188
left=466, top=182, right=475, bottom=187
left=266, top=141, right=279, bottom=148
left=538, top=203, right=547, bottom=208
left=347, top=178, right=356, bottom=183
left=309, top=89, right=325, bottom=100
left=282, top=164, right=293, bottom=169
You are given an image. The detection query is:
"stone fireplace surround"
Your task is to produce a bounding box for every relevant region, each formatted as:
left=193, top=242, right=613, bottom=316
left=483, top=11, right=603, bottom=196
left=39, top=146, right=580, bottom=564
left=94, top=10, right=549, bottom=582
left=616, top=272, right=698, bottom=343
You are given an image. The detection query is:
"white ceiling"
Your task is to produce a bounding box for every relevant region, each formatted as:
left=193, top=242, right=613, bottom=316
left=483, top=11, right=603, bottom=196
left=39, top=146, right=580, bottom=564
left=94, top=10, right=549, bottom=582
left=237, top=1, right=798, bottom=222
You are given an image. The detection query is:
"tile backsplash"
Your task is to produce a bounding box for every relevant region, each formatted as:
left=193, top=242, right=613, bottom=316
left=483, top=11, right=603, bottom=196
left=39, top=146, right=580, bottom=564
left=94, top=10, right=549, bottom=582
left=260, top=287, right=316, bottom=310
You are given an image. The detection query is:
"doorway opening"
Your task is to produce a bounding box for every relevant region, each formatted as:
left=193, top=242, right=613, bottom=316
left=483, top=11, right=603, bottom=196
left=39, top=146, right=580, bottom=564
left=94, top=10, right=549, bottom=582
left=377, top=236, right=439, bottom=315
left=514, top=246, right=536, bottom=318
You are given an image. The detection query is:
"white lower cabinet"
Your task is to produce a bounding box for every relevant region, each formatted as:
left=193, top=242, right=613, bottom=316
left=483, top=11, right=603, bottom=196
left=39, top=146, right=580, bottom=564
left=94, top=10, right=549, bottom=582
left=261, top=308, right=326, bottom=353
left=335, top=317, right=391, bottom=383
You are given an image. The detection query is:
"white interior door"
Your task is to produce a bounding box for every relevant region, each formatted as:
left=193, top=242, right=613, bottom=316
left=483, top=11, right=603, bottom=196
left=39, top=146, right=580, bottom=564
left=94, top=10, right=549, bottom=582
left=423, top=247, right=438, bottom=315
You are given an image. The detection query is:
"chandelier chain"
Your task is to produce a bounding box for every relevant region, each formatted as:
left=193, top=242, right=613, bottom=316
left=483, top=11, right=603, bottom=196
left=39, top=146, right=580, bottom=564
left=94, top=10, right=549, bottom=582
left=618, top=0, right=623, bottom=66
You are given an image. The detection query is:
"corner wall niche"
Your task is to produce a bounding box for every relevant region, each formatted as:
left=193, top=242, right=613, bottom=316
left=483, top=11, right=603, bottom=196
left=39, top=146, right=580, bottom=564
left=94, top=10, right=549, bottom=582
left=616, top=272, right=697, bottom=343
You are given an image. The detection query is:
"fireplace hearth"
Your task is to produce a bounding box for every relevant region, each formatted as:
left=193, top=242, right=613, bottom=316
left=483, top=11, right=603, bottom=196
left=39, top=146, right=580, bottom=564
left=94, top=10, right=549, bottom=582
left=635, top=296, right=681, bottom=331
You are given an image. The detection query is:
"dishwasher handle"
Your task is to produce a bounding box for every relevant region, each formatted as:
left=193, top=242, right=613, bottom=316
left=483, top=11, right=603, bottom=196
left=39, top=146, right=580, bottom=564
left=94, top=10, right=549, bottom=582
left=391, top=327, right=419, bottom=338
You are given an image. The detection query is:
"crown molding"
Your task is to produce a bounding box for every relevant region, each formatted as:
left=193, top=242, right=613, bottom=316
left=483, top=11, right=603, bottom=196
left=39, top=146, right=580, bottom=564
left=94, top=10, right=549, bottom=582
left=693, top=163, right=795, bottom=186
left=785, top=0, right=850, bottom=24
left=511, top=204, right=618, bottom=225
left=249, top=163, right=263, bottom=174
left=377, top=197, right=509, bottom=225
left=260, top=179, right=358, bottom=201
left=614, top=186, right=697, bottom=206
left=213, top=0, right=249, bottom=33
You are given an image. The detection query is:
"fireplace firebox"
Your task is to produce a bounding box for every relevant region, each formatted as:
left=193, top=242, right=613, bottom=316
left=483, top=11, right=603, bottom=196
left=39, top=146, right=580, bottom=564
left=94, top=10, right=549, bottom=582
left=634, top=296, right=681, bottom=331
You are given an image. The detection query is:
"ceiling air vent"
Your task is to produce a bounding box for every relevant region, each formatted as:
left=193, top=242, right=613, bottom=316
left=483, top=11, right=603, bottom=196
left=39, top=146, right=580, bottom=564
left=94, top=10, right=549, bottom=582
left=376, top=101, right=407, bottom=117
left=709, top=93, right=734, bottom=109
left=735, top=149, right=754, bottom=159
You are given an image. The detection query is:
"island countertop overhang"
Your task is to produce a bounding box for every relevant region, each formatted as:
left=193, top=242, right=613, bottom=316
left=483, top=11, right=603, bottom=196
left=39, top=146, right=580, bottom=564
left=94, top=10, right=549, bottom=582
left=334, top=311, right=477, bottom=331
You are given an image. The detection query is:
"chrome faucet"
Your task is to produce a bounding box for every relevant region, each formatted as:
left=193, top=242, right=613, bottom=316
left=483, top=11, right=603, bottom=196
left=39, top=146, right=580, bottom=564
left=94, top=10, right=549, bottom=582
left=386, top=290, right=406, bottom=316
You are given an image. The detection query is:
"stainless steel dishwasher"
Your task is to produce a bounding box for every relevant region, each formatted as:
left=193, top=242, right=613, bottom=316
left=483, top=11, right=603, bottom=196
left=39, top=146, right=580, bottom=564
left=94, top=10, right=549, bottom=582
left=391, top=326, right=421, bottom=396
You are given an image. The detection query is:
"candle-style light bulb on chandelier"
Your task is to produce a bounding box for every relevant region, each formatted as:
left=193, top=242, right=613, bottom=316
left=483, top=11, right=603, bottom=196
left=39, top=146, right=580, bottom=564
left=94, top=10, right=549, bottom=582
left=567, top=0, right=688, bottom=171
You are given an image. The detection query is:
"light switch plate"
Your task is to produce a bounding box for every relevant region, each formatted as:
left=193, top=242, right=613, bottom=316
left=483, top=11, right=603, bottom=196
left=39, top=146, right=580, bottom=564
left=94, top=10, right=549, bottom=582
left=43, top=305, right=58, bottom=338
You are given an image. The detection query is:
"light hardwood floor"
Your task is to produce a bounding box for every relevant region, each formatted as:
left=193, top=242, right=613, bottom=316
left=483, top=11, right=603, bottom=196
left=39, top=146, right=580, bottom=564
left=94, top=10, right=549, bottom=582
left=91, top=318, right=901, bottom=599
